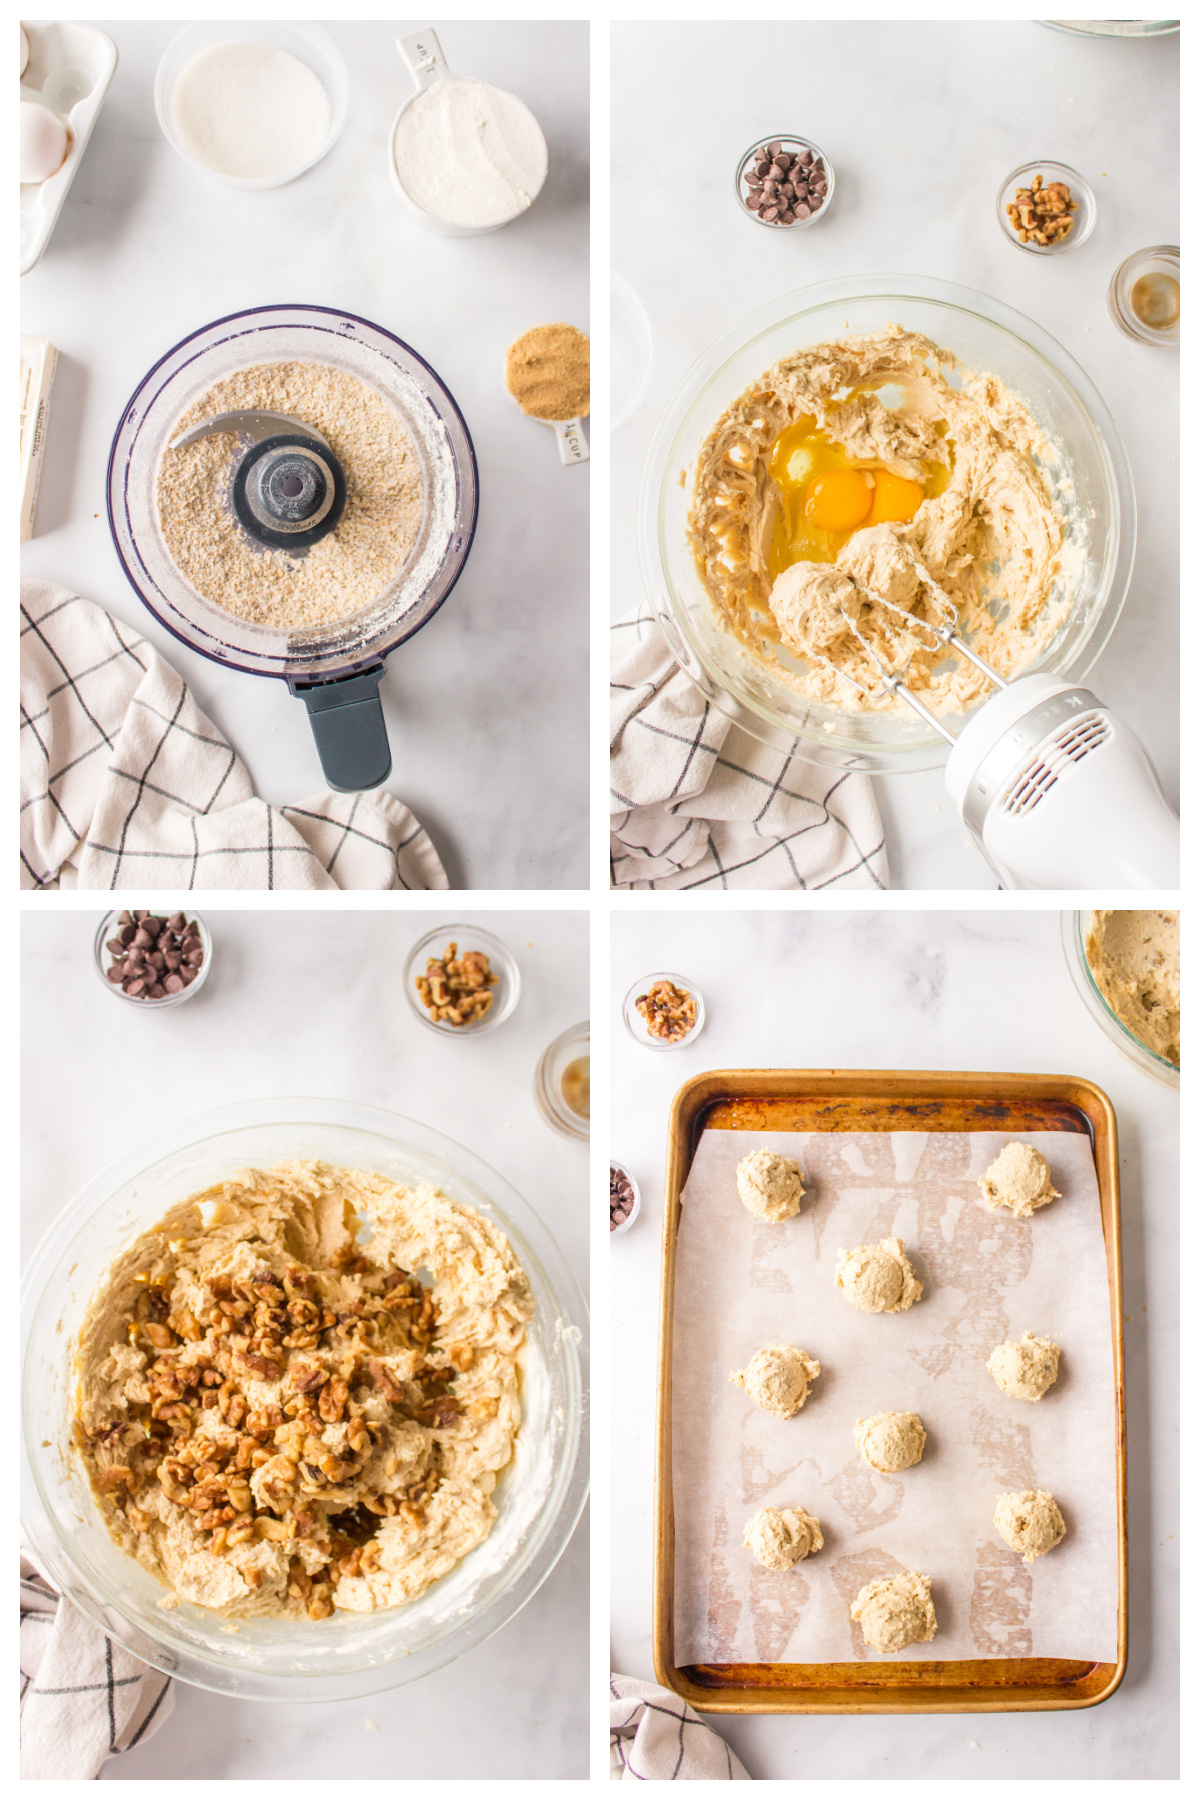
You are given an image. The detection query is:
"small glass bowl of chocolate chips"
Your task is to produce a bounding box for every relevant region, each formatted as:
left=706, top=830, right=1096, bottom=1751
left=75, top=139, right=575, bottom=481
left=736, top=135, right=834, bottom=229
left=610, top=1161, right=641, bottom=1238
left=94, top=910, right=211, bottom=1008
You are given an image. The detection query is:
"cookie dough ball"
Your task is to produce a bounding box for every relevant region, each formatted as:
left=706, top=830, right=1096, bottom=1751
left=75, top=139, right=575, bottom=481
left=835, top=1238, right=922, bottom=1314
left=736, top=1149, right=806, bottom=1223
left=979, top=1143, right=1060, bottom=1217
left=994, top=1490, right=1066, bottom=1561
left=730, top=1342, right=820, bottom=1418
left=850, top=1570, right=937, bottom=1654
left=743, top=1505, right=823, bottom=1570
left=854, top=1410, right=926, bottom=1473
left=987, top=1331, right=1060, bottom=1401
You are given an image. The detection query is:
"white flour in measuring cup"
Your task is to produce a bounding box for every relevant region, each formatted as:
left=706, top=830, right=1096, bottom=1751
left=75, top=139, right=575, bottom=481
left=170, top=42, right=331, bottom=180
left=393, top=78, right=547, bottom=228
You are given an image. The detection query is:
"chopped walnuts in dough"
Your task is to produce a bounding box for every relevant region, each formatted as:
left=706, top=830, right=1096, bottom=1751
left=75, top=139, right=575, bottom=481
left=993, top=1489, right=1066, bottom=1562
left=835, top=1238, right=923, bottom=1314
left=850, top=1569, right=937, bottom=1653
left=1085, top=909, right=1179, bottom=1067
left=75, top=1161, right=533, bottom=1621
left=730, top=1342, right=820, bottom=1418
left=979, top=1143, right=1060, bottom=1218
left=735, top=1149, right=806, bottom=1223
left=987, top=1332, right=1060, bottom=1401
left=744, top=1504, right=823, bottom=1570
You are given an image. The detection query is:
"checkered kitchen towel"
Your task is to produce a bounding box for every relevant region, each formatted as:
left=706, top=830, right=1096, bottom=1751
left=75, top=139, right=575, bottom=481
left=611, top=603, right=888, bottom=890
left=21, top=1554, right=174, bottom=1780
left=610, top=1674, right=751, bottom=1780
left=21, top=581, right=448, bottom=891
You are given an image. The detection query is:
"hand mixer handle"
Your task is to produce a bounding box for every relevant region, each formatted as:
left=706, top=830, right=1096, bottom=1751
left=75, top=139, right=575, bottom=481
left=288, top=666, right=393, bottom=793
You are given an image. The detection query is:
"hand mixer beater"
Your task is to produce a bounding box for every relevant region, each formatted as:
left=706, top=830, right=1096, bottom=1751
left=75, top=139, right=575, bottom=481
left=821, top=552, right=1178, bottom=890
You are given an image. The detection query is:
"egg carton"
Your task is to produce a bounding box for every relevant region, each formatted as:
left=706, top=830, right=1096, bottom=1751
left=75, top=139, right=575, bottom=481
left=21, top=19, right=117, bottom=276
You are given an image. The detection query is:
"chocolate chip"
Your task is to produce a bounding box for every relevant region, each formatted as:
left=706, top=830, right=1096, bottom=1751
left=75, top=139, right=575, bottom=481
left=761, top=205, right=778, bottom=221
left=795, top=203, right=812, bottom=220
left=102, top=913, right=206, bottom=1002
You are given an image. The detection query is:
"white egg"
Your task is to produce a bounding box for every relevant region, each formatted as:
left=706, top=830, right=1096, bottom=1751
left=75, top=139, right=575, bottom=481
left=21, top=24, right=29, bottom=76
left=21, top=100, right=69, bottom=185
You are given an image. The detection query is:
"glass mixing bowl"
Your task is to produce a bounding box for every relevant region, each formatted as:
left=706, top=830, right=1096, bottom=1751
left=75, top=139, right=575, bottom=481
left=21, top=1099, right=588, bottom=1702
left=637, top=275, right=1136, bottom=773
left=1061, top=912, right=1179, bottom=1090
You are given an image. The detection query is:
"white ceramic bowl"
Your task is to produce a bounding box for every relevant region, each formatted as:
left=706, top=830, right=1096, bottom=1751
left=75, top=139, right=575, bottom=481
left=22, top=1099, right=588, bottom=1700
left=154, top=23, right=348, bottom=190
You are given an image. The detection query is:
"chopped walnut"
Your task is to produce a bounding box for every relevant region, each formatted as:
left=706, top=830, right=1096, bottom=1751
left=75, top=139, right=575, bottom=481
left=81, top=1249, right=462, bottom=1621
left=414, top=941, right=499, bottom=1027
left=635, top=979, right=698, bottom=1043
left=1005, top=172, right=1078, bottom=246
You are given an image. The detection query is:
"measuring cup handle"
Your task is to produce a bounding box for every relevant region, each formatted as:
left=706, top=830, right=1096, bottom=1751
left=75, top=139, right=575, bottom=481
left=289, top=666, right=393, bottom=793
left=396, top=28, right=450, bottom=92
left=553, top=418, right=589, bottom=465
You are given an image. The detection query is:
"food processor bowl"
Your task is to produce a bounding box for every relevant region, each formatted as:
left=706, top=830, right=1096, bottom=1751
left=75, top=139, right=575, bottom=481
left=637, top=276, right=1136, bottom=774
left=22, top=1099, right=588, bottom=1701
left=107, top=305, right=479, bottom=792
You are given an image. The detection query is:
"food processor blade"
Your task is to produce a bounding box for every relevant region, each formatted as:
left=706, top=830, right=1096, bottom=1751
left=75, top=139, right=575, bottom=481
left=168, top=409, right=334, bottom=452
left=170, top=410, right=346, bottom=555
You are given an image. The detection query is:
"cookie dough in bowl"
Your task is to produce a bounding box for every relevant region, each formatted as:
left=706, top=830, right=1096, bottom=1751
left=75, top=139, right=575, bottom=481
left=75, top=1162, right=532, bottom=1621
left=639, top=276, right=1135, bottom=774
left=735, top=1148, right=806, bottom=1222
left=22, top=1100, right=588, bottom=1701
left=690, top=324, right=1073, bottom=719
left=744, top=1504, right=823, bottom=1570
left=1085, top=910, right=1180, bottom=1068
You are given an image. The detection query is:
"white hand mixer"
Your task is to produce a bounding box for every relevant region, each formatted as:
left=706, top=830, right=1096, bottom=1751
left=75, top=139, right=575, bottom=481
left=820, top=555, right=1178, bottom=890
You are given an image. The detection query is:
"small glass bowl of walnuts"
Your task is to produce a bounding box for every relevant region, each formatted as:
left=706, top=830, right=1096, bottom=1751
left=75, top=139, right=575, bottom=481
left=622, top=972, right=705, bottom=1051
left=996, top=160, right=1095, bottom=256
left=403, top=925, right=521, bottom=1037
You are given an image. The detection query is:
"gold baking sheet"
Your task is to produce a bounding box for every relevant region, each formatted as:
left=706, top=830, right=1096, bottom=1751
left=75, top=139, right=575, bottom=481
left=652, top=1070, right=1126, bottom=1714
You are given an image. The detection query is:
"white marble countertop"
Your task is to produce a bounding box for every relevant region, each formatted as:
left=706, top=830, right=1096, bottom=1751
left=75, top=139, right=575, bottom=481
left=21, top=907, right=589, bottom=1779
left=21, top=21, right=589, bottom=890
left=610, top=909, right=1178, bottom=1778
left=612, top=20, right=1179, bottom=889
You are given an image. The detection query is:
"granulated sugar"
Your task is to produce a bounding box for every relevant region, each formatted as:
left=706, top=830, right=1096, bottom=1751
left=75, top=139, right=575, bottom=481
left=156, top=361, right=425, bottom=634
left=393, top=77, right=547, bottom=227
left=170, top=42, right=331, bottom=180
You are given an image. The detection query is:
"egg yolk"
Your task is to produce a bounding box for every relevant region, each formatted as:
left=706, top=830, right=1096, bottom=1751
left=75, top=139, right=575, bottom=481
left=867, top=469, right=925, bottom=526
left=804, top=469, right=873, bottom=532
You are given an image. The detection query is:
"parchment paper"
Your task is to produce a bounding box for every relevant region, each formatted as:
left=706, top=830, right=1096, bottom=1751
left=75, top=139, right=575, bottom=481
left=672, top=1129, right=1119, bottom=1664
